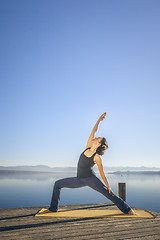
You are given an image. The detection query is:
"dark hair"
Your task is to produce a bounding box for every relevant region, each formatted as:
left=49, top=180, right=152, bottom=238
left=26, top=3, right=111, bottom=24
left=96, top=137, right=108, bottom=156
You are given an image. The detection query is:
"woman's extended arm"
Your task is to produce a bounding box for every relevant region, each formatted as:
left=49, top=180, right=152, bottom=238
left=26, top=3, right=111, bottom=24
left=86, top=112, right=107, bottom=147
left=95, top=155, right=115, bottom=194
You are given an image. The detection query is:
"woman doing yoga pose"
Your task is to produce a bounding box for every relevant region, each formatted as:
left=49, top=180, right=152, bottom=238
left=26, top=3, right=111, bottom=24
left=40, top=112, right=135, bottom=215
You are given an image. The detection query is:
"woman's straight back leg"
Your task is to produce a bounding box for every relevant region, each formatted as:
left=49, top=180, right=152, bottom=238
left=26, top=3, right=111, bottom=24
left=85, top=175, right=131, bottom=214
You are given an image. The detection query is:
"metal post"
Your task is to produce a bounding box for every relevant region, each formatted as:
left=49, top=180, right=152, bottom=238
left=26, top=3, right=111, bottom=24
left=118, top=182, right=126, bottom=201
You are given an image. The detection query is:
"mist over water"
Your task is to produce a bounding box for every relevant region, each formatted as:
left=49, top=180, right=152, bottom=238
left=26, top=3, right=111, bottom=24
left=0, top=171, right=160, bottom=213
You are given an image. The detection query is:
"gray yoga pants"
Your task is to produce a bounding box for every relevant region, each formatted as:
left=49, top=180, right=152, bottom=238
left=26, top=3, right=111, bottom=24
left=49, top=175, right=131, bottom=214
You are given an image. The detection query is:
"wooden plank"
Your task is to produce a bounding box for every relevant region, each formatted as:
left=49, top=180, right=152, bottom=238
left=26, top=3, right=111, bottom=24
left=0, top=203, right=159, bottom=240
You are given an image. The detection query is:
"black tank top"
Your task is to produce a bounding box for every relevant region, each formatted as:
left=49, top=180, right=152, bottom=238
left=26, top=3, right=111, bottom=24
left=77, top=147, right=96, bottom=178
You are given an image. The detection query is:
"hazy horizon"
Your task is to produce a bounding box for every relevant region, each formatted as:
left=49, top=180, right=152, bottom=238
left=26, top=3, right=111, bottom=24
left=1, top=1, right=160, bottom=168
left=1, top=164, right=160, bottom=170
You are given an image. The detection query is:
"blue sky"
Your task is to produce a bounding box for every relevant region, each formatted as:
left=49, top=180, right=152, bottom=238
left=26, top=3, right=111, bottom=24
left=0, top=0, right=160, bottom=168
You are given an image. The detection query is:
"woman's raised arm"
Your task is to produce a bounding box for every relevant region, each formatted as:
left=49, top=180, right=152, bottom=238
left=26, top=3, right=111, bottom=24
left=86, top=112, right=107, bottom=147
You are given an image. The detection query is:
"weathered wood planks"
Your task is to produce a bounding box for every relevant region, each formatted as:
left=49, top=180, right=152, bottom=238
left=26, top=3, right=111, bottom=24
left=0, top=203, right=160, bottom=239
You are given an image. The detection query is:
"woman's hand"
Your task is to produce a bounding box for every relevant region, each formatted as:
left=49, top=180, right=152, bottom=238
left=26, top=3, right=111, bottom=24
left=108, top=187, right=115, bottom=195
left=99, top=112, right=107, bottom=121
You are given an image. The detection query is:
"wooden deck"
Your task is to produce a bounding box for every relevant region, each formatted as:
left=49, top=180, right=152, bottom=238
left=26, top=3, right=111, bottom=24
left=0, top=203, right=160, bottom=240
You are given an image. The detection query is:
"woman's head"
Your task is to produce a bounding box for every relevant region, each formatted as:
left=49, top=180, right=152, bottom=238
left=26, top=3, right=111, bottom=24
left=91, top=137, right=108, bottom=155
left=94, top=137, right=108, bottom=155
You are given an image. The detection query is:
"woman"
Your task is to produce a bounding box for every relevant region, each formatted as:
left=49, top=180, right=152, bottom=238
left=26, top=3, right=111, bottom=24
left=40, top=112, right=135, bottom=215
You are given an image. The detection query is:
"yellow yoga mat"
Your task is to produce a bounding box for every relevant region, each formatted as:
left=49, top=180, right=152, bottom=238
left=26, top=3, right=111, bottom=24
left=35, top=208, right=156, bottom=218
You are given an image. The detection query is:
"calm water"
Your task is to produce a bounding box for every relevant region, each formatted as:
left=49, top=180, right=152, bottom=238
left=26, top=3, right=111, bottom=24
left=0, top=171, right=160, bottom=213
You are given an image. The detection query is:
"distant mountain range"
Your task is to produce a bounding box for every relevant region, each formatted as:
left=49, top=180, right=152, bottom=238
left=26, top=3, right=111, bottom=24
left=0, top=165, right=160, bottom=172
left=104, top=166, right=160, bottom=172
left=0, top=165, right=75, bottom=172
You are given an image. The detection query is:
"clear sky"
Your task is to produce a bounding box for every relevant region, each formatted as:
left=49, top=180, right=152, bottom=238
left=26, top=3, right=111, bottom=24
left=0, top=0, right=160, bottom=168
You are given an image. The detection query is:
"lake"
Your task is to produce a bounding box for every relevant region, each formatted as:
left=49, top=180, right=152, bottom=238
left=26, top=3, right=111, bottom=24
left=0, top=170, right=160, bottom=213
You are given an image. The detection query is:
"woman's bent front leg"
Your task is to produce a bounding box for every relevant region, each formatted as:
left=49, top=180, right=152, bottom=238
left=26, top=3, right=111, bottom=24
left=49, top=177, right=85, bottom=212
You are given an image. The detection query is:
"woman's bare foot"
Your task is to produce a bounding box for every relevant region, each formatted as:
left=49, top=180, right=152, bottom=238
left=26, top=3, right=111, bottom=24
left=128, top=209, right=135, bottom=215
left=38, top=209, right=54, bottom=214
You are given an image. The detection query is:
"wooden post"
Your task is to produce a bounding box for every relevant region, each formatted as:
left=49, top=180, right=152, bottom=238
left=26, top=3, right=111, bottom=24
left=118, top=182, right=126, bottom=201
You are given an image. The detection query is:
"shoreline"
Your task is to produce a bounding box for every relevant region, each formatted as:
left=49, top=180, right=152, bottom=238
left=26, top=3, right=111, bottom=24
left=0, top=169, right=160, bottom=174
